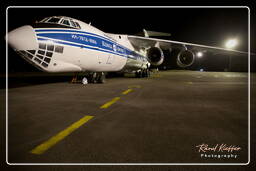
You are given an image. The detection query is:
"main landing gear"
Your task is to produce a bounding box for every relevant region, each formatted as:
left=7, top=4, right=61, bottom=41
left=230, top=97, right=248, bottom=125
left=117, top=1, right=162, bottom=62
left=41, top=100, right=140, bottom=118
left=87, top=72, right=106, bottom=84
left=71, top=72, right=106, bottom=84
left=135, top=69, right=150, bottom=78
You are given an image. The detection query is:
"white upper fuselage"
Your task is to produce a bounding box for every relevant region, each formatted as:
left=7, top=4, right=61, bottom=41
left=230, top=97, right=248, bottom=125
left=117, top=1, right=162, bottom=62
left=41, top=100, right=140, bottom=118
left=7, top=16, right=149, bottom=73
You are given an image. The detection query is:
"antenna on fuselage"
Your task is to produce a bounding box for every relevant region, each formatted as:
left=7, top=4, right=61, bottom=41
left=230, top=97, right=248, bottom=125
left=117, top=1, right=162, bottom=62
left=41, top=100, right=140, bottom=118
left=89, top=22, right=92, bottom=26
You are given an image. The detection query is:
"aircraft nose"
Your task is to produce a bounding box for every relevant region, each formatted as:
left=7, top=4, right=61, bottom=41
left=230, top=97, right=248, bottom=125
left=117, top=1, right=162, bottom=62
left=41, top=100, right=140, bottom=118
left=7, top=25, right=37, bottom=50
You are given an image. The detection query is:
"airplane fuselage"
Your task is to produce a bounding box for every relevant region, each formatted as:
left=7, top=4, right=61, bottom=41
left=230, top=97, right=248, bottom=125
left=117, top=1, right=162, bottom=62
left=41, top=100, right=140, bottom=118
left=7, top=16, right=149, bottom=73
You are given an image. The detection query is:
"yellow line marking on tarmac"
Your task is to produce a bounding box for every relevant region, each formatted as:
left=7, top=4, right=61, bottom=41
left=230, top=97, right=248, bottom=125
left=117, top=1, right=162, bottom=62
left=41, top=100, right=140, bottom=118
left=31, top=86, right=140, bottom=154
left=100, top=97, right=121, bottom=109
left=30, top=115, right=94, bottom=155
left=187, top=82, right=193, bottom=84
left=122, top=88, right=133, bottom=95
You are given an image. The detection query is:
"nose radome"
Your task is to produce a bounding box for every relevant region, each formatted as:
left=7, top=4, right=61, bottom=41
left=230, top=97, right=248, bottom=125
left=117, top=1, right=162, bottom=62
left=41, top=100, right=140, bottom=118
left=7, top=25, right=37, bottom=50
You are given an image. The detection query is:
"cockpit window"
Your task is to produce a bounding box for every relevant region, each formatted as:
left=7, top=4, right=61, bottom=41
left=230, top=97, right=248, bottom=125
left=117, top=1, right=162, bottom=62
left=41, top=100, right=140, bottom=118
left=61, top=19, right=70, bottom=26
left=60, top=19, right=80, bottom=29
left=40, top=18, right=49, bottom=23
left=69, top=20, right=76, bottom=28
left=47, top=17, right=61, bottom=24
left=39, top=16, right=81, bottom=29
left=74, top=22, right=81, bottom=29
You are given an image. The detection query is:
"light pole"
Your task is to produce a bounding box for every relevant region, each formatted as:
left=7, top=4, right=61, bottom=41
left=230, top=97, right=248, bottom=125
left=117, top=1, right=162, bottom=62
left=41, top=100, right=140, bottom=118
left=225, top=39, right=238, bottom=72
left=228, top=55, right=232, bottom=71
left=196, top=52, right=203, bottom=71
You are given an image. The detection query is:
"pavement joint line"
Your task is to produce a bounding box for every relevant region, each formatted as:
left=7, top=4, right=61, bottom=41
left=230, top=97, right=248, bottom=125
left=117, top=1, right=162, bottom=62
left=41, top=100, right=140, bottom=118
left=122, top=88, right=133, bottom=95
left=30, top=115, right=94, bottom=155
left=100, top=97, right=121, bottom=109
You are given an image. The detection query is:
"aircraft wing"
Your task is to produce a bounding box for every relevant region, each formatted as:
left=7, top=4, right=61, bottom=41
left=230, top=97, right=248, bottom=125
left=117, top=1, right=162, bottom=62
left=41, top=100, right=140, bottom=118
left=128, top=35, right=250, bottom=56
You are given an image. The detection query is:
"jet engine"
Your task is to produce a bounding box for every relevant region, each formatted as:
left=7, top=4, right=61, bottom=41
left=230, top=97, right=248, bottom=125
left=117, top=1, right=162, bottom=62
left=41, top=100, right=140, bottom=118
left=176, top=50, right=195, bottom=68
left=147, top=47, right=164, bottom=66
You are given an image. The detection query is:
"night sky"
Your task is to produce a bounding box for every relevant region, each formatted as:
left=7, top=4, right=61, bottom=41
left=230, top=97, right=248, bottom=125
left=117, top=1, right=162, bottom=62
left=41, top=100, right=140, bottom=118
left=4, top=7, right=255, bottom=72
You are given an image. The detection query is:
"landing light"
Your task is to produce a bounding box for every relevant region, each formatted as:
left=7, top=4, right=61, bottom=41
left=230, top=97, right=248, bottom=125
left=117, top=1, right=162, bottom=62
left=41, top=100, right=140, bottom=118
left=225, top=39, right=238, bottom=49
left=196, top=52, right=203, bottom=58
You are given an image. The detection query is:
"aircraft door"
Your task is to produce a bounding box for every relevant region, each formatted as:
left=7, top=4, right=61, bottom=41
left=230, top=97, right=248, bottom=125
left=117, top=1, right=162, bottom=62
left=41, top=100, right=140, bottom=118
left=106, top=54, right=115, bottom=64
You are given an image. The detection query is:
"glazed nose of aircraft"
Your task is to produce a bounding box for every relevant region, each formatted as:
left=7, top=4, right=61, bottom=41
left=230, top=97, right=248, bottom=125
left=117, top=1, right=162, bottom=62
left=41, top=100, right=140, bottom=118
left=7, top=25, right=38, bottom=50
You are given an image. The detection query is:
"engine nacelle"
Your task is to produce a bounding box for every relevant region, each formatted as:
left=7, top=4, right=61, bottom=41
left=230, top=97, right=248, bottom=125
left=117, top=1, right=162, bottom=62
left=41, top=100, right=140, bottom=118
left=147, top=47, right=164, bottom=66
left=176, top=50, right=195, bottom=68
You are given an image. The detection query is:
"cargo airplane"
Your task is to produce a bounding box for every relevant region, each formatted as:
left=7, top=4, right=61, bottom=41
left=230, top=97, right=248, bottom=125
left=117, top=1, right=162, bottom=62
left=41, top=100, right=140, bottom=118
left=7, top=16, right=248, bottom=84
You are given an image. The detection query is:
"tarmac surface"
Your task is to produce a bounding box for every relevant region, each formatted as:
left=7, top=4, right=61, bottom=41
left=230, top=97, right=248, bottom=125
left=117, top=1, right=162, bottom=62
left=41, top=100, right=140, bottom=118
left=0, top=70, right=255, bottom=170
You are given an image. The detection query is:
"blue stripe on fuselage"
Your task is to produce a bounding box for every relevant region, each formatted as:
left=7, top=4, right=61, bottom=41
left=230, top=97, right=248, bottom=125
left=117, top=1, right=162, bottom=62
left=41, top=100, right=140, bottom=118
left=36, top=29, right=107, bottom=41
left=37, top=37, right=134, bottom=59
left=35, top=29, right=146, bottom=61
left=35, top=29, right=131, bottom=52
left=37, top=33, right=104, bottom=50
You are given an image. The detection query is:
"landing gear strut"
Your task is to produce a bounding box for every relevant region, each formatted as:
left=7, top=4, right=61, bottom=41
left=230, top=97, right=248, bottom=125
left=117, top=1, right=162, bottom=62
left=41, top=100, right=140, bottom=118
left=71, top=72, right=79, bottom=83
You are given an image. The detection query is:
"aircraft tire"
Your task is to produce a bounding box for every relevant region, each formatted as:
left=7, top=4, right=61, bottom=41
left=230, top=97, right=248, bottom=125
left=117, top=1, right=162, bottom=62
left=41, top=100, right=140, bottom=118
left=90, top=72, right=97, bottom=83
left=136, top=71, right=143, bottom=78
left=142, top=70, right=146, bottom=77
left=147, top=69, right=151, bottom=77
left=96, top=72, right=105, bottom=84
left=142, top=69, right=150, bottom=78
